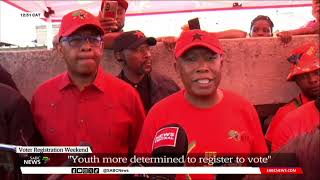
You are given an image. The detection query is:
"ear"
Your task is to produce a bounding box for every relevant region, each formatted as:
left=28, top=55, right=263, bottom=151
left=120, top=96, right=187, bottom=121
left=174, top=60, right=180, bottom=75
left=56, top=42, right=64, bottom=57
left=220, top=55, right=224, bottom=69
left=100, top=41, right=104, bottom=49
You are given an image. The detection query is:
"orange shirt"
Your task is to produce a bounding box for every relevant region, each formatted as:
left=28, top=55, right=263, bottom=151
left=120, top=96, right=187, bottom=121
left=271, top=100, right=319, bottom=152
left=266, top=93, right=310, bottom=143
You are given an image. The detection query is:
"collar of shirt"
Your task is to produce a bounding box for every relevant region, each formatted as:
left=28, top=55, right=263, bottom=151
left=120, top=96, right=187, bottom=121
left=300, top=93, right=312, bottom=104
left=119, top=70, right=150, bottom=89
left=58, top=67, right=107, bottom=93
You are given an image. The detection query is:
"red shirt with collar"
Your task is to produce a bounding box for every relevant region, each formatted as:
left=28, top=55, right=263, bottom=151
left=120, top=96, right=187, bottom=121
left=266, top=93, right=310, bottom=143
left=32, top=68, right=145, bottom=179
left=271, top=100, right=319, bottom=152
left=135, top=89, right=267, bottom=180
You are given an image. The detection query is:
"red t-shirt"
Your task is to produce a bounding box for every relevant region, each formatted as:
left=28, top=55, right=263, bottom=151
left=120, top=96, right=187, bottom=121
left=266, top=93, right=310, bottom=143
left=32, top=68, right=145, bottom=179
left=135, top=89, right=267, bottom=179
left=271, top=100, right=319, bottom=152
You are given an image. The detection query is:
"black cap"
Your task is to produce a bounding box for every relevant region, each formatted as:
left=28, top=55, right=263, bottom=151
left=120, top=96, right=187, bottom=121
left=113, top=30, right=157, bottom=52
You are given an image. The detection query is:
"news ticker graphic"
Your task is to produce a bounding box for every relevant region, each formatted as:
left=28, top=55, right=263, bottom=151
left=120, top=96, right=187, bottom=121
left=16, top=146, right=92, bottom=153
left=20, top=167, right=303, bottom=175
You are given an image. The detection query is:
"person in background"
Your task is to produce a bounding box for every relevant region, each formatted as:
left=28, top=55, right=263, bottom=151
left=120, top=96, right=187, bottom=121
left=247, top=15, right=276, bottom=133
left=266, top=42, right=320, bottom=149
left=277, top=0, right=319, bottom=44
left=98, top=0, right=128, bottom=49
left=0, top=64, right=18, bottom=91
left=0, top=83, right=43, bottom=180
left=135, top=29, right=267, bottom=179
left=113, top=30, right=180, bottom=112
left=249, top=15, right=274, bottom=37
left=0, top=83, right=42, bottom=146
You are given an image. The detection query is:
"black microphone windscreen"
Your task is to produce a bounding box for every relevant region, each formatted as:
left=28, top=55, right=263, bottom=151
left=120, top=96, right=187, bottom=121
left=151, top=124, right=188, bottom=165
left=149, top=124, right=188, bottom=180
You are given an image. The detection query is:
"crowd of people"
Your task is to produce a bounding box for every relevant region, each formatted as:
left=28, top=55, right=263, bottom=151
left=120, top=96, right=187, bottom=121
left=0, top=0, right=319, bottom=180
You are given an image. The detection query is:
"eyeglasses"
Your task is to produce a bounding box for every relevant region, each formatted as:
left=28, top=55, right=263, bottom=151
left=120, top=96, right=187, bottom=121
left=60, top=35, right=103, bottom=48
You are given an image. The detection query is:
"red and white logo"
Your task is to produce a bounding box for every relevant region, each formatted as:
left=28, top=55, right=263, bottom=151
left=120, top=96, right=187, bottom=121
left=152, top=127, right=179, bottom=150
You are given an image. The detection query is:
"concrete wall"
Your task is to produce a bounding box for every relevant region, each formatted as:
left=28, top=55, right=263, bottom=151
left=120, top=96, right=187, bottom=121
left=0, top=35, right=318, bottom=105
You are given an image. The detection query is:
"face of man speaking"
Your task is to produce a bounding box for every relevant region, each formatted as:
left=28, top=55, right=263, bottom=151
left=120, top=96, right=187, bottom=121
left=175, top=47, right=223, bottom=98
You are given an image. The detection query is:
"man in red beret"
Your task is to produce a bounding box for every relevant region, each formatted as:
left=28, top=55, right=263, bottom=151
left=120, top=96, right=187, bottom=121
left=266, top=42, right=320, bottom=150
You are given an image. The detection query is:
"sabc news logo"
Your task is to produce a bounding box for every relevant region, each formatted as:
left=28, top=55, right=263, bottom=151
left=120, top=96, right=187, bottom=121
left=71, top=168, right=100, bottom=174
left=23, top=156, right=50, bottom=165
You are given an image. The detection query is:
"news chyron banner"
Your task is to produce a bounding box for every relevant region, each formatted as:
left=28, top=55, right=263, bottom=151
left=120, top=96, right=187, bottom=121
left=8, top=146, right=304, bottom=175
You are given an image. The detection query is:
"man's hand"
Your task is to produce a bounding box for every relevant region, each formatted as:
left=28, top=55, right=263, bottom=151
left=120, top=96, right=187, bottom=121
left=277, top=31, right=292, bottom=44
left=181, top=24, right=190, bottom=32
left=98, top=12, right=118, bottom=33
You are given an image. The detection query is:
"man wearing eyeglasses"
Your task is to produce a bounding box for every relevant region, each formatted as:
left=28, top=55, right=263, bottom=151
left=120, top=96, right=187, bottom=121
left=32, top=9, right=145, bottom=179
left=113, top=30, right=180, bottom=112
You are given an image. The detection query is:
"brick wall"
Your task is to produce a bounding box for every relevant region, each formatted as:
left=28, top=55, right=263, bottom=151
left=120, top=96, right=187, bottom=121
left=0, top=35, right=318, bottom=106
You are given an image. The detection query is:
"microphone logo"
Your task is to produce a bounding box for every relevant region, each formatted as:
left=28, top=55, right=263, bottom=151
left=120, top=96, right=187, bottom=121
left=152, top=127, right=179, bottom=150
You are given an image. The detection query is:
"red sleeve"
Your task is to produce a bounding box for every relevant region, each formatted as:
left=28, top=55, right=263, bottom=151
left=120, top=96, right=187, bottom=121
left=265, top=107, right=288, bottom=142
left=271, top=113, right=298, bottom=152
left=248, top=103, right=268, bottom=154
left=128, top=90, right=146, bottom=155
left=265, top=102, right=297, bottom=142
left=134, top=105, right=164, bottom=155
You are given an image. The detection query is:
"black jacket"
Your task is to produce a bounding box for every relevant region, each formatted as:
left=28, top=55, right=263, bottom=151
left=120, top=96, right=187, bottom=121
left=0, top=64, right=18, bottom=91
left=0, top=83, right=42, bottom=145
left=118, top=71, right=180, bottom=112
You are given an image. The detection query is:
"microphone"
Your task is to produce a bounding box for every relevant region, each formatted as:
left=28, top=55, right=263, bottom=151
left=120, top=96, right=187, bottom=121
left=149, top=124, right=188, bottom=180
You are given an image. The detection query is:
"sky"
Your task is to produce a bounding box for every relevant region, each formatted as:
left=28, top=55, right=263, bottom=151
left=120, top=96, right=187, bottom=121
left=0, top=1, right=314, bottom=47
